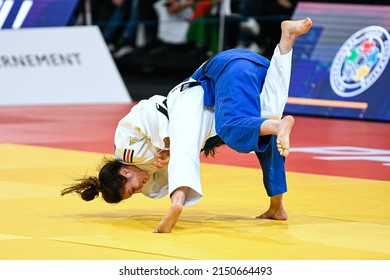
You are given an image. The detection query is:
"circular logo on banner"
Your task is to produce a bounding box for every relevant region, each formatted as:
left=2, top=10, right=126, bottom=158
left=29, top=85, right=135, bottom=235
left=330, top=26, right=390, bottom=97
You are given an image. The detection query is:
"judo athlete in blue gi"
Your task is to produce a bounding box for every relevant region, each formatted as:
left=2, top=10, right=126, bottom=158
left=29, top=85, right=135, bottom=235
left=188, top=18, right=313, bottom=223
left=61, top=18, right=312, bottom=233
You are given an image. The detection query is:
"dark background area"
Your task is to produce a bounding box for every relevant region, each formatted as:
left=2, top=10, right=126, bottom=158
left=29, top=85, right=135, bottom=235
left=107, top=0, right=390, bottom=102
left=115, top=43, right=209, bottom=101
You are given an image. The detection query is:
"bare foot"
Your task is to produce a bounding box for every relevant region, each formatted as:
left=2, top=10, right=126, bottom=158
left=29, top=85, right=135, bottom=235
left=256, top=208, right=288, bottom=220
left=256, top=194, right=288, bottom=220
left=153, top=203, right=183, bottom=233
left=257, top=194, right=288, bottom=220
left=276, top=115, right=294, bottom=157
left=279, top=18, right=313, bottom=54
left=282, top=17, right=312, bottom=37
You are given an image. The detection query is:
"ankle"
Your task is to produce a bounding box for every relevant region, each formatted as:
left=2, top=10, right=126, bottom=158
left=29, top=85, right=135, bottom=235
left=170, top=202, right=183, bottom=215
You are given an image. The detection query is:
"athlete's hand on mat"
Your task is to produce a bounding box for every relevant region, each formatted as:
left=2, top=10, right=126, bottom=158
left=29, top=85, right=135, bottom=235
left=150, top=150, right=170, bottom=170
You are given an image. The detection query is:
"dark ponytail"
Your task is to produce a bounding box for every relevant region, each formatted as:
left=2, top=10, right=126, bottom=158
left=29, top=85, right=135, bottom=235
left=61, top=158, right=127, bottom=204
left=202, top=135, right=225, bottom=158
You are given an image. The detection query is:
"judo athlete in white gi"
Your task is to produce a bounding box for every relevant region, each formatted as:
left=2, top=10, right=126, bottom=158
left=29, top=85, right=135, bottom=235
left=61, top=18, right=312, bottom=233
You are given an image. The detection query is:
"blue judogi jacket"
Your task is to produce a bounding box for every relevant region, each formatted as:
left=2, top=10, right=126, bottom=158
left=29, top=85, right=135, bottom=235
left=191, top=49, right=270, bottom=153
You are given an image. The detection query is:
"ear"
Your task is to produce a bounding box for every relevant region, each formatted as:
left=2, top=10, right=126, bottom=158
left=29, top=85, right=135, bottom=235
left=119, top=167, right=129, bottom=177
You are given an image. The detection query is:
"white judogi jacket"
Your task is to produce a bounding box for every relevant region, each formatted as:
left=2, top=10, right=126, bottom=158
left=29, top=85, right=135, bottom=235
left=114, top=82, right=216, bottom=206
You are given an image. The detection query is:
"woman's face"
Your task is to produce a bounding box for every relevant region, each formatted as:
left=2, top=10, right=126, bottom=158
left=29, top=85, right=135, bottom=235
left=119, top=165, right=150, bottom=200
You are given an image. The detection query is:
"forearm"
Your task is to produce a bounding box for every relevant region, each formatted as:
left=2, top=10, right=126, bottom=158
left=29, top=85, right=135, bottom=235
left=167, top=83, right=205, bottom=202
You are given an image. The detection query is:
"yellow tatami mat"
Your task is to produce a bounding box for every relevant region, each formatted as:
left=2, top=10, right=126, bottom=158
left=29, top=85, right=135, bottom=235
left=1, top=144, right=389, bottom=260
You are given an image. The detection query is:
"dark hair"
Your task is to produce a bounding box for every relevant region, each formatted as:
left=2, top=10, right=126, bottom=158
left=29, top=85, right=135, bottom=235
left=61, top=159, right=127, bottom=203
left=202, top=135, right=225, bottom=158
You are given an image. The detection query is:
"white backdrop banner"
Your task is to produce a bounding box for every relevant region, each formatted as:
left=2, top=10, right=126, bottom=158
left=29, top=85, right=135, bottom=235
left=0, top=26, right=132, bottom=105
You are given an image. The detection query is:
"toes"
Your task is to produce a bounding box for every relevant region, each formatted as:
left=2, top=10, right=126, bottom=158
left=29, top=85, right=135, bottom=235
left=278, top=148, right=289, bottom=157
left=277, top=139, right=290, bottom=157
